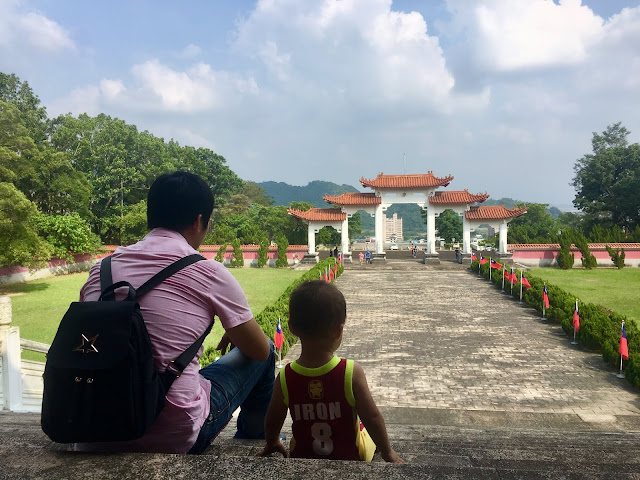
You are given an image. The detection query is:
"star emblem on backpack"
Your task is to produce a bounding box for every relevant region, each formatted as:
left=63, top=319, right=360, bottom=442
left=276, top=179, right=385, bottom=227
left=73, top=334, right=99, bottom=353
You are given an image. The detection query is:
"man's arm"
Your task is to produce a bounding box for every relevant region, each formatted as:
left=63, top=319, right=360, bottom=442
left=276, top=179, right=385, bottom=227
left=217, top=318, right=270, bottom=361
left=258, top=372, right=288, bottom=457
left=352, top=361, right=404, bottom=463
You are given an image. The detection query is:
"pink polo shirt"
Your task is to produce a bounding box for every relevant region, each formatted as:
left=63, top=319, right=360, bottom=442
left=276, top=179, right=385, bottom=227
left=77, top=228, right=253, bottom=453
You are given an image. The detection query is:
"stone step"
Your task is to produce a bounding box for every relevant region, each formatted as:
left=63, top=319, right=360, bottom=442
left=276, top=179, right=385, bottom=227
left=3, top=411, right=640, bottom=479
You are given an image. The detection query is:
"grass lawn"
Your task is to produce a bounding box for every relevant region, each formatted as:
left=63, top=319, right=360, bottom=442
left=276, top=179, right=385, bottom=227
left=0, top=268, right=304, bottom=362
left=530, top=267, right=640, bottom=327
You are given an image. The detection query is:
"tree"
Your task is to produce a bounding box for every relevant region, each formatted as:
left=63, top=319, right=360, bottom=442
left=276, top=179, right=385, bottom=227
left=0, top=101, right=36, bottom=184
left=275, top=234, right=289, bottom=268
left=556, top=230, right=574, bottom=269
left=33, top=212, right=101, bottom=261
left=316, top=226, right=340, bottom=247
left=435, top=209, right=462, bottom=243
left=0, top=182, right=52, bottom=268
left=572, top=123, right=640, bottom=231
left=0, top=73, right=48, bottom=142
left=257, top=233, right=269, bottom=267
left=507, top=204, right=559, bottom=244
left=242, top=181, right=274, bottom=206
left=348, top=212, right=362, bottom=241
left=573, top=230, right=597, bottom=269
left=230, top=238, right=244, bottom=267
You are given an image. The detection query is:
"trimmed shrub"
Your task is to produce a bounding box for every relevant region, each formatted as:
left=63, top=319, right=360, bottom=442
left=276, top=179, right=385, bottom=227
left=257, top=234, right=269, bottom=268
left=214, top=243, right=227, bottom=264
left=556, top=232, right=574, bottom=269
left=606, top=245, right=625, bottom=269
left=574, top=231, right=597, bottom=269
left=230, top=238, right=244, bottom=267
left=275, top=234, right=289, bottom=268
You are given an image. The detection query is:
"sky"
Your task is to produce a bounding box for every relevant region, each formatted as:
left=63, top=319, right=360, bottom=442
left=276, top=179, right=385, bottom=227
left=2, top=0, right=640, bottom=209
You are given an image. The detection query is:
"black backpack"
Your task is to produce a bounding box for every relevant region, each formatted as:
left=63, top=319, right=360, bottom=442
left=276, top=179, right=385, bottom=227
left=41, top=254, right=211, bottom=443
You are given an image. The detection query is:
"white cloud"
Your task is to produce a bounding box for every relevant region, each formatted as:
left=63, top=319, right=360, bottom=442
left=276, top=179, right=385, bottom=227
left=0, top=1, right=75, bottom=54
left=131, top=60, right=258, bottom=112
left=234, top=0, right=484, bottom=113
left=178, top=44, right=202, bottom=59
left=99, top=79, right=125, bottom=100
left=18, top=12, right=75, bottom=52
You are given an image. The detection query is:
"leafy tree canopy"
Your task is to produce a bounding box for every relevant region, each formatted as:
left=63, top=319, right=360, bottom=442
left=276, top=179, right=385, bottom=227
left=572, top=123, right=640, bottom=231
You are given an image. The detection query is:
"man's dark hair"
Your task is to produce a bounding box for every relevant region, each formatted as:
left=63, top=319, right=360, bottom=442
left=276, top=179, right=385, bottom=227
left=289, top=280, right=346, bottom=338
left=147, top=171, right=214, bottom=231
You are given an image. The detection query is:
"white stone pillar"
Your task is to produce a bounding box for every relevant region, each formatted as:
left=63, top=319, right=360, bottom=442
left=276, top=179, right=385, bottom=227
left=341, top=218, right=349, bottom=254
left=307, top=223, right=316, bottom=254
left=499, top=221, right=508, bottom=254
left=374, top=205, right=384, bottom=254
left=426, top=208, right=436, bottom=254
left=0, top=296, right=23, bottom=411
left=462, top=217, right=471, bottom=254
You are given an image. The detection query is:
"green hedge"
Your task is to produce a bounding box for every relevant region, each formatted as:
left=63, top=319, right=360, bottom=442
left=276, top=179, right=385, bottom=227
left=470, top=259, right=639, bottom=388
left=200, top=258, right=344, bottom=366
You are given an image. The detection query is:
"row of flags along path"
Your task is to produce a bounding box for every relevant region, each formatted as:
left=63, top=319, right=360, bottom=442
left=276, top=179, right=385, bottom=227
left=475, top=254, right=630, bottom=378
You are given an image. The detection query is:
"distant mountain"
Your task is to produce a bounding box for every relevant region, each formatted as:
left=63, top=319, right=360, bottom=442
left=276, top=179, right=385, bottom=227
left=258, top=180, right=360, bottom=207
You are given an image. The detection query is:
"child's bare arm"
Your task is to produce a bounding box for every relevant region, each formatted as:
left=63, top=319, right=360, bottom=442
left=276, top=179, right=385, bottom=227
left=258, top=372, right=289, bottom=457
left=352, top=362, right=404, bottom=463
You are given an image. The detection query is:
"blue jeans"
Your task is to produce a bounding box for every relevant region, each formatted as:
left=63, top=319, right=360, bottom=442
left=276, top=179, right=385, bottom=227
left=188, top=340, right=275, bottom=454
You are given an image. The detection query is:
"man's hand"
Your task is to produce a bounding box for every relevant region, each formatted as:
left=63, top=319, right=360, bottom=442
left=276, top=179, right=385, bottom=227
left=216, top=333, right=234, bottom=356
left=258, top=440, right=288, bottom=458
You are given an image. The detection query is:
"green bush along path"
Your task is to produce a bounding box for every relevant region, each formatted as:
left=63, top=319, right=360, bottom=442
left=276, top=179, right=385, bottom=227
left=530, top=268, right=640, bottom=327
left=0, top=268, right=305, bottom=362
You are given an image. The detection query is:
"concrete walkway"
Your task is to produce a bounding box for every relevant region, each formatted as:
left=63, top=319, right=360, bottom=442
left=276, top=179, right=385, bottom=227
left=286, top=260, right=640, bottom=430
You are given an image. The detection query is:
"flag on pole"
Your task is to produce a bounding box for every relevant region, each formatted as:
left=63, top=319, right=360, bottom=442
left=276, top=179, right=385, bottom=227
left=573, top=300, right=580, bottom=332
left=338, top=253, right=342, bottom=266
left=319, top=270, right=322, bottom=281
left=479, top=255, right=488, bottom=265
left=503, top=265, right=509, bottom=279
left=490, top=259, right=501, bottom=270
left=471, top=252, right=477, bottom=261
left=324, top=267, right=328, bottom=282
left=543, top=284, right=550, bottom=308
left=509, top=268, right=517, bottom=285
left=329, top=267, right=334, bottom=282
left=334, top=262, right=338, bottom=277
left=619, top=322, right=629, bottom=360
left=521, top=272, right=531, bottom=290
left=274, top=318, right=284, bottom=350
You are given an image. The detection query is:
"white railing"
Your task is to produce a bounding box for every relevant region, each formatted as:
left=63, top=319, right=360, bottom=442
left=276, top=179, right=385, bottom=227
left=0, top=296, right=48, bottom=413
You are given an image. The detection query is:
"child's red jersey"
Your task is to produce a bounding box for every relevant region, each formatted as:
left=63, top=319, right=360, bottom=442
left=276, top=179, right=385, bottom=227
left=281, top=357, right=360, bottom=460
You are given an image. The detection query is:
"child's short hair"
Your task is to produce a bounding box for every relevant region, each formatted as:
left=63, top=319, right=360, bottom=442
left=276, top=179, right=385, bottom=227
left=289, top=280, right=346, bottom=338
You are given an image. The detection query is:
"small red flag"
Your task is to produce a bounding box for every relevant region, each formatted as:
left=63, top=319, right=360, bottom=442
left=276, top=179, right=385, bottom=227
left=471, top=252, right=477, bottom=261
left=338, top=254, right=342, bottom=266
left=274, top=318, right=284, bottom=350
left=619, top=323, right=629, bottom=360
left=334, top=262, right=338, bottom=277
left=543, top=284, right=550, bottom=308
left=490, top=259, right=501, bottom=270
left=509, top=268, right=517, bottom=285
left=479, top=255, right=488, bottom=265
left=329, top=268, right=334, bottom=281
left=521, top=273, right=531, bottom=290
left=573, top=302, right=580, bottom=332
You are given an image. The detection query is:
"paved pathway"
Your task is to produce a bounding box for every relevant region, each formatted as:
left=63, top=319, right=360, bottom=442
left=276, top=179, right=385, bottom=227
left=285, top=261, right=640, bottom=428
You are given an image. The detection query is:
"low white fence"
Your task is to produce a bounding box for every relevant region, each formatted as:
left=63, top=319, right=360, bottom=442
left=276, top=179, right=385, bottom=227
left=0, top=296, right=48, bottom=413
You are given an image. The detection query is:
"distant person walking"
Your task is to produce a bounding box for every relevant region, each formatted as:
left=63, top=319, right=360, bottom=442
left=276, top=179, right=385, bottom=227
left=359, top=252, right=364, bottom=265
left=365, top=251, right=371, bottom=264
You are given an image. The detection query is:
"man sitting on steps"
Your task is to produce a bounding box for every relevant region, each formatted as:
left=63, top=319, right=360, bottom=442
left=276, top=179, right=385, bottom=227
left=76, top=171, right=274, bottom=454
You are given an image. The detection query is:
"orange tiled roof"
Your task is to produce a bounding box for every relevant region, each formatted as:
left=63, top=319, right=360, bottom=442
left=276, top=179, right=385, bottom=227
left=360, top=172, right=453, bottom=189
left=323, top=192, right=381, bottom=206
left=429, top=190, right=489, bottom=205
left=287, top=208, right=346, bottom=222
left=465, top=205, right=528, bottom=220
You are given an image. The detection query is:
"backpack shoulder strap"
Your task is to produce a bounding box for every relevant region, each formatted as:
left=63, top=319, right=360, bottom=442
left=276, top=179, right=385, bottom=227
left=135, top=254, right=206, bottom=299
left=99, top=256, right=115, bottom=301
